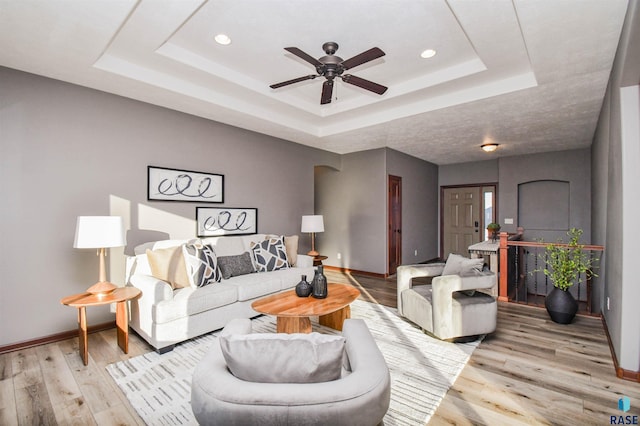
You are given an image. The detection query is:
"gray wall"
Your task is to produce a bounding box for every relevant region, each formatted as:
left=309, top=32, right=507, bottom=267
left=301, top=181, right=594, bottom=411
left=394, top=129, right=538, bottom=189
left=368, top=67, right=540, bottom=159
left=498, top=149, right=591, bottom=243
left=0, top=67, right=339, bottom=346
left=439, top=159, right=498, bottom=187
left=386, top=148, right=439, bottom=264
left=439, top=151, right=591, bottom=241
left=315, top=148, right=438, bottom=275
left=592, top=0, right=640, bottom=373
left=315, top=149, right=387, bottom=274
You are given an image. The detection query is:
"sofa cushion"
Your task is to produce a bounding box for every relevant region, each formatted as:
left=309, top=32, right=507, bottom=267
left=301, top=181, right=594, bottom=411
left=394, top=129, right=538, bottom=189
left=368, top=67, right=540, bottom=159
left=219, top=332, right=345, bottom=383
left=284, top=235, right=299, bottom=267
left=146, top=246, right=191, bottom=290
left=153, top=284, right=238, bottom=324
left=250, top=236, right=289, bottom=272
left=182, top=243, right=222, bottom=287
left=217, top=252, right=255, bottom=279
left=224, top=273, right=282, bottom=301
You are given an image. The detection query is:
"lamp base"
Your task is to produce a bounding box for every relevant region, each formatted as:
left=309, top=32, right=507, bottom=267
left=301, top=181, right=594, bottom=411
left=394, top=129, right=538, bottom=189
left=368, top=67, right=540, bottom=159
left=307, top=250, right=320, bottom=257
left=86, top=281, right=117, bottom=296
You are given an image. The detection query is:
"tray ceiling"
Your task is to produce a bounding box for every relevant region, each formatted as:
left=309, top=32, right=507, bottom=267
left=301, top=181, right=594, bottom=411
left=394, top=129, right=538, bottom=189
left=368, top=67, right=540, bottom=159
left=0, top=0, right=629, bottom=164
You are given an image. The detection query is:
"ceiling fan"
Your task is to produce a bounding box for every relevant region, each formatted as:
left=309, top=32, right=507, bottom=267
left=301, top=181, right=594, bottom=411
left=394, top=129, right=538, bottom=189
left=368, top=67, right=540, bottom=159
left=269, top=42, right=388, bottom=105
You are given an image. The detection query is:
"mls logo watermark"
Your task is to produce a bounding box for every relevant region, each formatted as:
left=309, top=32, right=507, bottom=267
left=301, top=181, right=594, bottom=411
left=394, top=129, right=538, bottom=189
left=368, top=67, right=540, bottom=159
left=611, top=396, right=638, bottom=425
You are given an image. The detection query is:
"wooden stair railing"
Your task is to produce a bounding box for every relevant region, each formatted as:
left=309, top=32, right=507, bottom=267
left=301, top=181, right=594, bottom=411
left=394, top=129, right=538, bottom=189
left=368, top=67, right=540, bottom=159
left=498, top=232, right=604, bottom=313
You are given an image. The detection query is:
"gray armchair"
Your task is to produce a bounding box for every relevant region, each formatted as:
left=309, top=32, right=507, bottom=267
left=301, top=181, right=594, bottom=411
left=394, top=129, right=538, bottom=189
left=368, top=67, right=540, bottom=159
left=397, top=263, right=497, bottom=341
left=191, top=318, right=391, bottom=426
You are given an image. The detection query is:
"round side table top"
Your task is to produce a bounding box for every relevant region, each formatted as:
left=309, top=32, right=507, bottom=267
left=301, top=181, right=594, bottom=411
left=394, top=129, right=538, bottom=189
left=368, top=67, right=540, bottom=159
left=61, top=286, right=141, bottom=307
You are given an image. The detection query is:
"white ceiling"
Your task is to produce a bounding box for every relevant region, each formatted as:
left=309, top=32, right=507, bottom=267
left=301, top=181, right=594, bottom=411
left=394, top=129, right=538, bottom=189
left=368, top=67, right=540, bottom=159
left=0, top=0, right=629, bottom=164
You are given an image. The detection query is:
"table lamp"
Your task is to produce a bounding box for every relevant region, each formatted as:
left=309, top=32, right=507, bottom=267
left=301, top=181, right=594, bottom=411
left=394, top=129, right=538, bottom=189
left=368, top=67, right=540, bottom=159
left=301, top=215, right=324, bottom=257
left=73, top=216, right=126, bottom=295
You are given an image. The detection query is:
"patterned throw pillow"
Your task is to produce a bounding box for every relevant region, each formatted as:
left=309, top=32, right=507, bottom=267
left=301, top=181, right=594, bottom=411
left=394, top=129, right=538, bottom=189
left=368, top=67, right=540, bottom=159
left=250, top=236, right=290, bottom=272
left=182, top=243, right=221, bottom=287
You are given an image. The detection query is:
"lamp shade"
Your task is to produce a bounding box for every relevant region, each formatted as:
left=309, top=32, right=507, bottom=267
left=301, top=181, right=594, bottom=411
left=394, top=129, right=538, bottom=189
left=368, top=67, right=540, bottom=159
left=301, top=215, right=324, bottom=233
left=73, top=216, right=126, bottom=248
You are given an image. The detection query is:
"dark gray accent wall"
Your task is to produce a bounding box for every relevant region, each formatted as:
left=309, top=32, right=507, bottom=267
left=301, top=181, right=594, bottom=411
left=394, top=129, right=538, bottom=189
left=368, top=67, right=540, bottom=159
left=0, top=67, right=339, bottom=346
left=592, top=0, right=640, bottom=373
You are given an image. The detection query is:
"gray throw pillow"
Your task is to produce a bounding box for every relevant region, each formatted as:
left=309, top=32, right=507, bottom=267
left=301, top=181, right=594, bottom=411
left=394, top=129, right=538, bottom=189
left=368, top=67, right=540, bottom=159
left=217, top=252, right=255, bottom=279
left=219, top=332, right=345, bottom=383
left=442, top=253, right=484, bottom=276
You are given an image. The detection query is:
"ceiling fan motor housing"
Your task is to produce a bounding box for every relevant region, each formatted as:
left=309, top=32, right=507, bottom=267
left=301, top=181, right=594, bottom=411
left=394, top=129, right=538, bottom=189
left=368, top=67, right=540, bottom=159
left=270, top=41, right=387, bottom=104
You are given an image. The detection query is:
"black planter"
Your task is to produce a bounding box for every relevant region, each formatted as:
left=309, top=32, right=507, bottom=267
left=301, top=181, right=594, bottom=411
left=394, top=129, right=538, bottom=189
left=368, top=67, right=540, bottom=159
left=545, top=287, right=578, bottom=324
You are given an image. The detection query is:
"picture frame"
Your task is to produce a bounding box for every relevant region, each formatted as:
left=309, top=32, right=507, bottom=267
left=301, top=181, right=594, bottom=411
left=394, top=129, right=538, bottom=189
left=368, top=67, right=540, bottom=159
left=147, top=166, right=224, bottom=203
left=196, top=207, right=258, bottom=237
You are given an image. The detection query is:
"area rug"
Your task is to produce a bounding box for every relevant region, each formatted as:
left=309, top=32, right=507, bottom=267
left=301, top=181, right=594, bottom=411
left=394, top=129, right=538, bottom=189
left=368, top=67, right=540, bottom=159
left=106, top=300, right=481, bottom=425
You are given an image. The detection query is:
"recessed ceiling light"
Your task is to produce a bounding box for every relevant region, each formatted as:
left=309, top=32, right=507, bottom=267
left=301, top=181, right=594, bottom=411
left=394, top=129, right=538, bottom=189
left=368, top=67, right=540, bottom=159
left=214, top=34, right=231, bottom=45
left=481, top=143, right=499, bottom=152
left=420, top=49, right=437, bottom=59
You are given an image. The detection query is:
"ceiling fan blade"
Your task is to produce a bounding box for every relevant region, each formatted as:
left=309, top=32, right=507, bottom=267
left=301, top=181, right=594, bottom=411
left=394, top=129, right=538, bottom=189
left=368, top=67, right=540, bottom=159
left=321, top=80, right=334, bottom=104
left=340, top=47, right=385, bottom=70
left=341, top=74, right=388, bottom=95
left=284, top=47, right=323, bottom=67
left=270, top=75, right=317, bottom=89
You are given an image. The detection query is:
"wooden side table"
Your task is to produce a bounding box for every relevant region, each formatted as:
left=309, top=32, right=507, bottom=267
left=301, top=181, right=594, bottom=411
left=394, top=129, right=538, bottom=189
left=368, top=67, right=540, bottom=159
left=60, top=287, right=141, bottom=365
left=313, top=255, right=328, bottom=266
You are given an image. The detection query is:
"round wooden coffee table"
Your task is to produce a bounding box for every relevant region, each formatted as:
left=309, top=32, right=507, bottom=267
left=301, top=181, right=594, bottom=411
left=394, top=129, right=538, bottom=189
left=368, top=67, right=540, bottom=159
left=251, top=283, right=360, bottom=333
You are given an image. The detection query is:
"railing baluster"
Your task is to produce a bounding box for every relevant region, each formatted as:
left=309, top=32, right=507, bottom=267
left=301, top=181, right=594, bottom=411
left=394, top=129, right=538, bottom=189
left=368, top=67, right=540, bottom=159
left=500, top=235, right=603, bottom=315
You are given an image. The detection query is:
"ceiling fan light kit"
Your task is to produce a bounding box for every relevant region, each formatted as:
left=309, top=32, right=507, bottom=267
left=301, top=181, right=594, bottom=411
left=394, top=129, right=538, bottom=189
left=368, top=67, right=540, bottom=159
left=270, top=42, right=388, bottom=104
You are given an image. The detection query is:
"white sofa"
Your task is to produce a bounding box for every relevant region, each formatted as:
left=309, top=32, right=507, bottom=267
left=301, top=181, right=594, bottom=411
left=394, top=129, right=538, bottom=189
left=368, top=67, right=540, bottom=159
left=125, top=234, right=315, bottom=353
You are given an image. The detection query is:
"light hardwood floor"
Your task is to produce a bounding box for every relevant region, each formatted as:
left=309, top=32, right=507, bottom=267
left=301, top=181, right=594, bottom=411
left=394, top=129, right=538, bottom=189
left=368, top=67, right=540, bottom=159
left=1, top=270, right=638, bottom=425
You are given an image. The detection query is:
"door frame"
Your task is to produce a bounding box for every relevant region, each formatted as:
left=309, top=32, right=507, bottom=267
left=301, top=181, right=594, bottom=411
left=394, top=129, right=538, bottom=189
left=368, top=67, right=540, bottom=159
left=439, top=183, right=498, bottom=259
left=388, top=175, right=402, bottom=276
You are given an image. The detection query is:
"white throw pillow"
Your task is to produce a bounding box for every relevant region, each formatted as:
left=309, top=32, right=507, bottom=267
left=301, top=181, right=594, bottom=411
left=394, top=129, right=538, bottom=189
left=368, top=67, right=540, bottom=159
left=219, top=332, right=345, bottom=383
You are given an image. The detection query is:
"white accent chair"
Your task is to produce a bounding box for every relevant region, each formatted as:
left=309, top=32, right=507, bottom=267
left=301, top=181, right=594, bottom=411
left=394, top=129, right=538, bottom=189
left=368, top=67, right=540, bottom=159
left=397, top=262, right=497, bottom=341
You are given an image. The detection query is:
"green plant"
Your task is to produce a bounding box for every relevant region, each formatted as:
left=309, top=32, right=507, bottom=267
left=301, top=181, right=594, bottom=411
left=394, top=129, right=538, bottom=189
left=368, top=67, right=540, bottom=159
left=487, top=223, right=501, bottom=230
left=539, top=228, right=598, bottom=291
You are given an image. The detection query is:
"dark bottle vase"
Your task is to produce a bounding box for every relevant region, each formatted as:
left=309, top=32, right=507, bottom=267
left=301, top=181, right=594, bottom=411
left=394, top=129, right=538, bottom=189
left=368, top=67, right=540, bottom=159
left=312, top=265, right=328, bottom=299
left=295, top=275, right=312, bottom=297
left=545, top=287, right=578, bottom=324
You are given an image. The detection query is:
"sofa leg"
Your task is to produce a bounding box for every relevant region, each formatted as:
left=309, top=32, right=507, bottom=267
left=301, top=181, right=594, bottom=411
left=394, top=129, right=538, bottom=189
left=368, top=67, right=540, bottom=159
left=157, top=345, right=175, bottom=354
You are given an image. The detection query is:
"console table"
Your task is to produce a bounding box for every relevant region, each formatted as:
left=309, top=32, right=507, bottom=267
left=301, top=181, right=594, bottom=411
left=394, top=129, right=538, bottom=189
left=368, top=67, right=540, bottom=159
left=468, top=240, right=499, bottom=296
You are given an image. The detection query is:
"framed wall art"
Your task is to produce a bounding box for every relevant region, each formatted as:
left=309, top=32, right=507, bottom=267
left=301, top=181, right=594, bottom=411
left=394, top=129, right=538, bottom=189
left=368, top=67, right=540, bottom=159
left=147, top=166, right=224, bottom=203
left=196, top=207, right=258, bottom=237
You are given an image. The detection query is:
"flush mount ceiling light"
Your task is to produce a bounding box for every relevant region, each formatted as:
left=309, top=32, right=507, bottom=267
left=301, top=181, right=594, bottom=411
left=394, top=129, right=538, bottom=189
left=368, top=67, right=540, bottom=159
left=214, top=34, right=231, bottom=45
left=420, top=49, right=437, bottom=59
left=481, top=143, right=499, bottom=152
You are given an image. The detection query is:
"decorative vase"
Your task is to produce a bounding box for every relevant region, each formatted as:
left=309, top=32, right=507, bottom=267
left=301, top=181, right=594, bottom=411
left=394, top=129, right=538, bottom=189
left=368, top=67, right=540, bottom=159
left=295, top=275, right=312, bottom=297
left=545, top=287, right=578, bottom=324
left=312, top=265, right=328, bottom=299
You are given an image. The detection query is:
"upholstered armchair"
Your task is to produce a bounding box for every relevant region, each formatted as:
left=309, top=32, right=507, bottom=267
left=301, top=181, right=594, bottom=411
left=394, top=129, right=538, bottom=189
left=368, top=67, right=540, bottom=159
left=397, top=256, right=497, bottom=341
left=191, top=318, right=391, bottom=426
